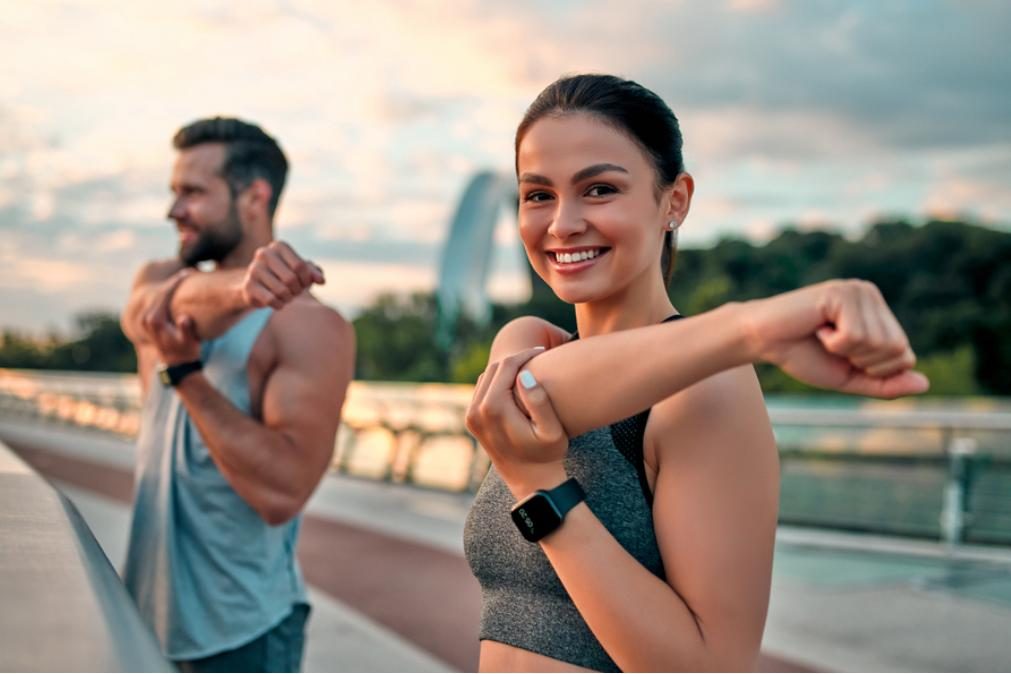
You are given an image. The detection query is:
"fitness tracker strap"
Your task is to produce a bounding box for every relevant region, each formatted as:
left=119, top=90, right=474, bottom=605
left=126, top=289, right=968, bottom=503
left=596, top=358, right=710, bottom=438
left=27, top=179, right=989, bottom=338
left=158, top=360, right=204, bottom=387
left=510, top=477, right=586, bottom=542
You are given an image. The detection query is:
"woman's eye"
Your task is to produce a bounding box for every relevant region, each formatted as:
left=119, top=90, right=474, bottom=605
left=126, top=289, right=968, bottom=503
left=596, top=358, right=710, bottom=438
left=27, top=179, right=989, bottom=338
left=523, top=191, right=553, bottom=203
left=585, top=184, right=617, bottom=197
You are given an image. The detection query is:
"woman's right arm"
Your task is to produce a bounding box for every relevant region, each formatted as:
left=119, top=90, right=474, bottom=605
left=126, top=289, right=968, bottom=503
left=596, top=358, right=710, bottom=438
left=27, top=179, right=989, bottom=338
left=507, top=280, right=928, bottom=439
left=488, top=316, right=572, bottom=362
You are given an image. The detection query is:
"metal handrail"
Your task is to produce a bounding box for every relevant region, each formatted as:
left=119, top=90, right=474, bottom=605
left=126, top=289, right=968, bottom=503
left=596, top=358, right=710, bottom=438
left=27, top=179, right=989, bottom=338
left=0, top=440, right=173, bottom=671
left=768, top=407, right=1011, bottom=431
left=2, top=368, right=1010, bottom=544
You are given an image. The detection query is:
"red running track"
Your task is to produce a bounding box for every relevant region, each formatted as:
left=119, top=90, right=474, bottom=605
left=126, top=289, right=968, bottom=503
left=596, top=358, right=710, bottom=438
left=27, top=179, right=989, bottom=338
left=6, top=438, right=816, bottom=673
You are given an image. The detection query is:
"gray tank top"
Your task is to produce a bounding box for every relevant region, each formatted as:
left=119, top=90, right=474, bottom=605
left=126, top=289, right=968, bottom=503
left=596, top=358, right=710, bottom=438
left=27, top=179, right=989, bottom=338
left=463, top=316, right=680, bottom=672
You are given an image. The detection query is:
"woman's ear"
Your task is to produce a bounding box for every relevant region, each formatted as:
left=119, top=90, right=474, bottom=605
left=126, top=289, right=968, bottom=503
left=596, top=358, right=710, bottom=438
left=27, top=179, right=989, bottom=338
left=666, top=172, right=694, bottom=227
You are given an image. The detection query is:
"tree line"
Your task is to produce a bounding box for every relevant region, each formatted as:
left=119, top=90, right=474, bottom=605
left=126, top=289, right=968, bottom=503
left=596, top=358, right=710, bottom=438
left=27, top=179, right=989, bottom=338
left=3, top=218, right=1008, bottom=395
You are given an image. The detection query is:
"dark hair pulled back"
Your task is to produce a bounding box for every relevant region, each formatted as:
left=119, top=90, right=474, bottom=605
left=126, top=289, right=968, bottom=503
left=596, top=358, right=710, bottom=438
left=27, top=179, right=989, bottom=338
left=515, top=74, right=685, bottom=285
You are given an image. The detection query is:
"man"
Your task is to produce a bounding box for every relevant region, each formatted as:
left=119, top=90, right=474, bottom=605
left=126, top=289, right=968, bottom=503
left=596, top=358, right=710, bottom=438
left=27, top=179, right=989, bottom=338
left=120, top=117, right=354, bottom=672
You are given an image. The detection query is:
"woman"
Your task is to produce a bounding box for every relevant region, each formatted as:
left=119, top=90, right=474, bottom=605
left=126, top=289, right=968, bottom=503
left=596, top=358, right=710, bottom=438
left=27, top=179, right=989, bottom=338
left=462, top=74, right=928, bottom=672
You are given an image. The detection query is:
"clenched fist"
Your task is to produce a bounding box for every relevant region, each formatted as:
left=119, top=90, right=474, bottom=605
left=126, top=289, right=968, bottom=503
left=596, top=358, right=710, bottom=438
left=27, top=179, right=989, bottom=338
left=239, top=241, right=325, bottom=310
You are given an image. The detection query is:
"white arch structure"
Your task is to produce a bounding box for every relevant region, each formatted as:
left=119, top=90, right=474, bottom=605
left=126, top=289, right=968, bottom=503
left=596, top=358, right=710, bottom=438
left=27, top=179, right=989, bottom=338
left=435, top=170, right=522, bottom=345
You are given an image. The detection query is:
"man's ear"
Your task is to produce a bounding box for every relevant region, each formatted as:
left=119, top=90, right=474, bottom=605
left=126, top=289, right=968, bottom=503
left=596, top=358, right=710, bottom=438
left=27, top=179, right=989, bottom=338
left=242, top=178, right=274, bottom=218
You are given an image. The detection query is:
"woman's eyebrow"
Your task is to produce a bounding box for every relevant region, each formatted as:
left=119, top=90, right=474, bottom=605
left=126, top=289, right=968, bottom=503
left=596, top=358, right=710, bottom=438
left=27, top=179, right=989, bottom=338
left=519, top=163, right=629, bottom=187
left=518, top=172, right=553, bottom=186
left=571, top=163, right=628, bottom=184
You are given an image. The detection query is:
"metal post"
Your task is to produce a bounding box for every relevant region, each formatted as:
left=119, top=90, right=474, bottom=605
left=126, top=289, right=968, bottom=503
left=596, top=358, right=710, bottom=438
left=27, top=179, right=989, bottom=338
left=940, top=435, right=977, bottom=548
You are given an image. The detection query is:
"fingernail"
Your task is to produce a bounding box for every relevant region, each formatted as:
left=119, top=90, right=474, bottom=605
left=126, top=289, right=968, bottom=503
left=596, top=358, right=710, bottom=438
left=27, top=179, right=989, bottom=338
left=533, top=346, right=545, bottom=351
left=519, top=370, right=537, bottom=390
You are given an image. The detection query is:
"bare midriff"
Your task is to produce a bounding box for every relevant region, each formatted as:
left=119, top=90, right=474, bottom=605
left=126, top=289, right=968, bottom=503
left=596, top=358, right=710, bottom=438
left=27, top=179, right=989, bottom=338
left=480, top=640, right=595, bottom=673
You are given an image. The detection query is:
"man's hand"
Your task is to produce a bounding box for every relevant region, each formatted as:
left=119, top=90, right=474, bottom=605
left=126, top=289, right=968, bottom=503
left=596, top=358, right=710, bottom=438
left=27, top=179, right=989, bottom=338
left=142, top=269, right=201, bottom=365
left=240, top=241, right=325, bottom=310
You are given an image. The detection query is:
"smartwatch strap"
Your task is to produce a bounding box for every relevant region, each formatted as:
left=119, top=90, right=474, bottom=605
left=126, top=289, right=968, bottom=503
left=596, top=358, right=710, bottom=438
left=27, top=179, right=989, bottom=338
left=162, top=360, right=203, bottom=387
left=547, top=477, right=586, bottom=518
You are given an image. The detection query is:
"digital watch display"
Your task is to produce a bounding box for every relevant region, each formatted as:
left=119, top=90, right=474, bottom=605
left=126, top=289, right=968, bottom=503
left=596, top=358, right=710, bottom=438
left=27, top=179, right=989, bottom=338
left=510, top=478, right=586, bottom=542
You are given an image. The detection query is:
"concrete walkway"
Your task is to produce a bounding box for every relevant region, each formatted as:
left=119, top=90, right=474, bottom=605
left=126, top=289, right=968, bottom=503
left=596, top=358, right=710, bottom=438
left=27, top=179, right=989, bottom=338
left=4, top=417, right=1011, bottom=672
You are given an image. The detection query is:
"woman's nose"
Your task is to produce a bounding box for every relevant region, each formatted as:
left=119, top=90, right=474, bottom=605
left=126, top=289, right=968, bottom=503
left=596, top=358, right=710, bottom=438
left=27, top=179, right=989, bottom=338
left=547, top=200, right=587, bottom=240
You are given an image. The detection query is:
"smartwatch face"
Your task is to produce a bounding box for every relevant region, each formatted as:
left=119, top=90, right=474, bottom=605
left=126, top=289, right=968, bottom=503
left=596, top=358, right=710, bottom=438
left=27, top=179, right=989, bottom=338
left=511, top=492, right=563, bottom=542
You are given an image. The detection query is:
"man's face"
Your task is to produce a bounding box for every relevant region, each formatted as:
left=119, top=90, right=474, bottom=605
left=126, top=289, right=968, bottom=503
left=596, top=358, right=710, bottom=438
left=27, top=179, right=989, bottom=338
left=168, top=143, right=243, bottom=266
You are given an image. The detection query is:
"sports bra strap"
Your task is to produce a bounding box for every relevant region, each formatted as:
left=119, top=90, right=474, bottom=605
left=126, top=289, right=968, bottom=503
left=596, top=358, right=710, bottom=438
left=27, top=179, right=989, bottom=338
left=569, top=313, right=683, bottom=509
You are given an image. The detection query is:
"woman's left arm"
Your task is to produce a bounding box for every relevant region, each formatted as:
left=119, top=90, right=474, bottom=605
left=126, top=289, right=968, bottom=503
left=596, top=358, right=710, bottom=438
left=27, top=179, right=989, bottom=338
left=476, top=356, right=778, bottom=671
left=542, top=365, right=777, bottom=671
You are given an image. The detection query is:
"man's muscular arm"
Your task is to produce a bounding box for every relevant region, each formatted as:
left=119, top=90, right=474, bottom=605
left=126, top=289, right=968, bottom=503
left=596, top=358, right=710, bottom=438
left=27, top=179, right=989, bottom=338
left=170, top=242, right=326, bottom=340
left=143, top=282, right=354, bottom=525
left=177, top=309, right=353, bottom=524
left=121, top=259, right=185, bottom=346
left=122, top=242, right=325, bottom=348
left=122, top=260, right=190, bottom=399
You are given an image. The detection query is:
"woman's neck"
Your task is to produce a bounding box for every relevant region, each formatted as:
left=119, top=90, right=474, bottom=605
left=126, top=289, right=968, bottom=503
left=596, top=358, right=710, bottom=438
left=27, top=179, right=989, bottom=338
left=574, top=273, right=676, bottom=339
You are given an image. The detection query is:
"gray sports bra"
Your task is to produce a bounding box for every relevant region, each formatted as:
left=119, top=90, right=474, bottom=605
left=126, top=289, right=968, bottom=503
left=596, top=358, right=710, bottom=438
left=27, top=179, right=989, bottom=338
left=463, top=315, right=681, bottom=672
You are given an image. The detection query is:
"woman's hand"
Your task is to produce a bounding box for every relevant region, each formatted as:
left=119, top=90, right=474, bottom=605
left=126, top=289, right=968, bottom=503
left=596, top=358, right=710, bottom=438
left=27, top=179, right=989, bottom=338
left=745, top=279, right=930, bottom=398
left=466, top=347, right=570, bottom=497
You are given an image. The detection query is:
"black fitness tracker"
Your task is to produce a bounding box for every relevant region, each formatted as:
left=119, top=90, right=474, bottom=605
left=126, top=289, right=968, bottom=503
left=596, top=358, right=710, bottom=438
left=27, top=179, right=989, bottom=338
left=510, top=477, right=586, bottom=542
left=158, top=360, right=203, bottom=387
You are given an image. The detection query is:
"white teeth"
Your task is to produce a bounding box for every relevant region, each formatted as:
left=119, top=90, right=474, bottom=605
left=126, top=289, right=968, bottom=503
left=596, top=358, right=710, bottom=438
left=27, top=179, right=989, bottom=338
left=555, top=249, right=600, bottom=264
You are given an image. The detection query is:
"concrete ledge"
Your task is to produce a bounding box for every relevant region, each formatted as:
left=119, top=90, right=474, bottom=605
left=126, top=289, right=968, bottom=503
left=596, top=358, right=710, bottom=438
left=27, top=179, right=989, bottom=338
left=0, top=440, right=172, bottom=672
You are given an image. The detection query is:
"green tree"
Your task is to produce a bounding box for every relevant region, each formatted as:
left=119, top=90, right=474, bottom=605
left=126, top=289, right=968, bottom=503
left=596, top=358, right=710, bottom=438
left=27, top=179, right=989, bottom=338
left=0, top=311, right=135, bottom=372
left=352, top=292, right=447, bottom=381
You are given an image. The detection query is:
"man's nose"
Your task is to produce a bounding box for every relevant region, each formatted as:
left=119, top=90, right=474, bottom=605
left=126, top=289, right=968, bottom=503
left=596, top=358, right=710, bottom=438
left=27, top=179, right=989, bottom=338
left=167, top=197, right=185, bottom=221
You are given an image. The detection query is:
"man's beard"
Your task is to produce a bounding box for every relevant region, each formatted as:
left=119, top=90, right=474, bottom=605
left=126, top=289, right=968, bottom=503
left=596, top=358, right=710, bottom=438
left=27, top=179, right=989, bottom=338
left=178, top=206, right=243, bottom=267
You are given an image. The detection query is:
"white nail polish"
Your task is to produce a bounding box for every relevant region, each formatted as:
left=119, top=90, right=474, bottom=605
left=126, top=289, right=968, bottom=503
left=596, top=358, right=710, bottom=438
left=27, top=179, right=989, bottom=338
left=519, top=370, right=537, bottom=390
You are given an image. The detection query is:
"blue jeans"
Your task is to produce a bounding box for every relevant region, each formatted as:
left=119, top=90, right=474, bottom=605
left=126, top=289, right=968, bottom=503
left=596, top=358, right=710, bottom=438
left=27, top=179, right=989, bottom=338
left=177, top=604, right=310, bottom=673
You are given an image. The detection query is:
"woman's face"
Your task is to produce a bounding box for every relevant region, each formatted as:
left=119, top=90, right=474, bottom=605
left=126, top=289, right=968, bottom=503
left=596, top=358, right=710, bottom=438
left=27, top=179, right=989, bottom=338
left=516, top=112, right=672, bottom=305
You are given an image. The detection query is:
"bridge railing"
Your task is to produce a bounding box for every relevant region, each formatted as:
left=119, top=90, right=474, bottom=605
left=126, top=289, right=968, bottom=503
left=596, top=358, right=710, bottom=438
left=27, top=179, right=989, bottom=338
left=2, top=368, right=1010, bottom=545
left=0, top=438, right=173, bottom=671
left=770, top=408, right=1011, bottom=546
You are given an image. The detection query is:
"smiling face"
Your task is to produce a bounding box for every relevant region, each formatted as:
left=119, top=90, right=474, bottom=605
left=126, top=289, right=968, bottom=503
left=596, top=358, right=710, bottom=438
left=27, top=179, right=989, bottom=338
left=517, top=112, right=673, bottom=305
left=167, top=143, right=244, bottom=266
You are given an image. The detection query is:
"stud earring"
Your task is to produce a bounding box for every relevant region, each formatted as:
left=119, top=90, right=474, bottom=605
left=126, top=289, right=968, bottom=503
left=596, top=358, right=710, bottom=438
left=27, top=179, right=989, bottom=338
left=667, top=220, right=678, bottom=231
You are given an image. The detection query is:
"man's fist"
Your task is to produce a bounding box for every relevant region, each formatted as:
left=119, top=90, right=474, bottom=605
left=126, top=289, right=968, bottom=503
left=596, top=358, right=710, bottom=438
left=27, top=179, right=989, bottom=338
left=240, top=241, right=324, bottom=310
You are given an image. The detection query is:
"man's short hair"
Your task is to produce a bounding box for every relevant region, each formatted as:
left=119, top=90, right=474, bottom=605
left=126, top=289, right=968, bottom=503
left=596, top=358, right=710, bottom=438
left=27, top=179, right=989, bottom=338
left=173, top=117, right=288, bottom=217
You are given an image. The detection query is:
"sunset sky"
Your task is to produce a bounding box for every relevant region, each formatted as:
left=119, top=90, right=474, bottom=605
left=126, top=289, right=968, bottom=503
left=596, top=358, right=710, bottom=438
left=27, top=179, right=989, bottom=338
left=2, top=0, right=1009, bottom=332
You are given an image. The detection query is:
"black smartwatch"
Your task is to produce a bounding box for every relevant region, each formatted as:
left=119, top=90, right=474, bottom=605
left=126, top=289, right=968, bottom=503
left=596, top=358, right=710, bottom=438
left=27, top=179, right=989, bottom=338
left=510, top=477, right=586, bottom=542
left=158, top=360, right=203, bottom=387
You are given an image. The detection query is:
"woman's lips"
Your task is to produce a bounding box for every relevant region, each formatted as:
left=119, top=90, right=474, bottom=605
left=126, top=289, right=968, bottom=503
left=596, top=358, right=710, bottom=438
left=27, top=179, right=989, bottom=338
left=546, top=247, right=610, bottom=274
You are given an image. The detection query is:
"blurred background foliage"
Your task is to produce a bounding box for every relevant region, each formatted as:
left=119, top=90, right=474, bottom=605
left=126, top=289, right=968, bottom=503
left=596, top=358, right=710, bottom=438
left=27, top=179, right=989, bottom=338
left=3, top=218, right=1008, bottom=395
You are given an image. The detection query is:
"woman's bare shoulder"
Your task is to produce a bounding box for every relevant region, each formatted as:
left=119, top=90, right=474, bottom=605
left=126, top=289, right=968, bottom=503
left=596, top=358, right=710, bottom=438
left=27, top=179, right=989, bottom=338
left=645, top=365, right=775, bottom=467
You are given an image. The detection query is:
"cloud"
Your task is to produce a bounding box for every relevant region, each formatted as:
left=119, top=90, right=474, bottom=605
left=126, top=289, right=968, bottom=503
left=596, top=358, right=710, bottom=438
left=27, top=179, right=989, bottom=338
left=0, top=1, right=1009, bottom=331
left=311, top=259, right=435, bottom=314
